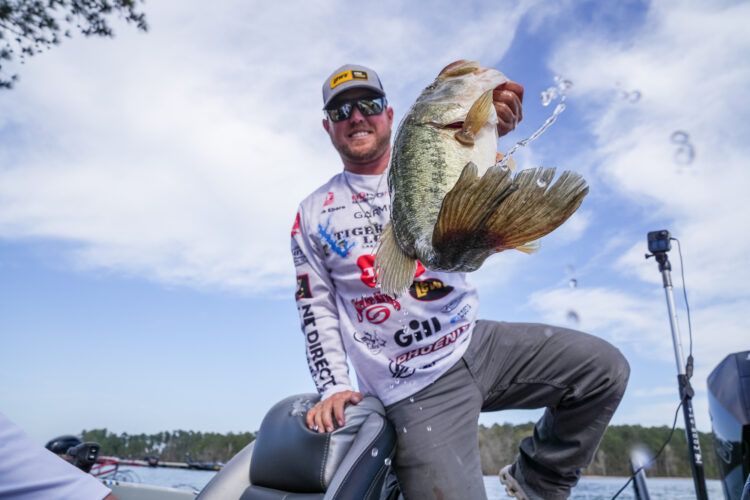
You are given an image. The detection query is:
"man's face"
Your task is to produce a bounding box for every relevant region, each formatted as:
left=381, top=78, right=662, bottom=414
left=323, top=88, right=394, bottom=164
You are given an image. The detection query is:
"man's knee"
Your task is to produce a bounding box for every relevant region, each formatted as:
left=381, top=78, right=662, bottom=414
left=597, top=341, right=630, bottom=397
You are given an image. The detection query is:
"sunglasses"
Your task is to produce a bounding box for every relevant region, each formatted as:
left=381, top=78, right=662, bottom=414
left=325, top=96, right=387, bottom=122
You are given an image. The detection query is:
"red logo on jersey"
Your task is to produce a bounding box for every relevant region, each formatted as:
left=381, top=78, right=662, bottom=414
left=351, top=292, right=402, bottom=324
left=291, top=212, right=301, bottom=237
left=357, top=254, right=426, bottom=289
left=324, top=192, right=335, bottom=206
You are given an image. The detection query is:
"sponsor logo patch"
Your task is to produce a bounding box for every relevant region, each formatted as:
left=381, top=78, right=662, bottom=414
left=292, top=244, right=308, bottom=267
left=291, top=212, right=301, bottom=237
left=324, top=191, right=335, bottom=206
left=409, top=278, right=454, bottom=301
left=450, top=304, right=472, bottom=323
left=388, top=360, right=415, bottom=379
left=354, top=330, right=387, bottom=355
left=357, top=255, right=426, bottom=288
left=394, top=317, right=441, bottom=347
left=351, top=292, right=401, bottom=323
left=440, top=293, right=467, bottom=313
left=318, top=216, right=354, bottom=258
left=296, top=274, right=312, bottom=300
left=330, top=70, right=368, bottom=89
left=300, top=304, right=337, bottom=390
left=393, top=324, right=470, bottom=365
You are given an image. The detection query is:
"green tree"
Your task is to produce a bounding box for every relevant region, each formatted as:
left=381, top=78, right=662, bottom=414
left=0, top=0, right=148, bottom=89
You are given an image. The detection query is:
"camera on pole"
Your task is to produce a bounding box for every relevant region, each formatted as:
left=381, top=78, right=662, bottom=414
left=645, top=230, right=708, bottom=500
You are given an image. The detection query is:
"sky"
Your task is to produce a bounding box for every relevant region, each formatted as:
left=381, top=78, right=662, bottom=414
left=1, top=0, right=749, bottom=449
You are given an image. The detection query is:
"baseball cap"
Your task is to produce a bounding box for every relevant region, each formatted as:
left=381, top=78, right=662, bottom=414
left=322, top=64, right=385, bottom=109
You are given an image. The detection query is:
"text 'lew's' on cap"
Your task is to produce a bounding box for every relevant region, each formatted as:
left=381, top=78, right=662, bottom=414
left=322, top=64, right=385, bottom=109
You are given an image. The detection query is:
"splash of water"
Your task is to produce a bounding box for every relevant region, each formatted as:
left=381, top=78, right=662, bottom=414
left=496, top=76, right=572, bottom=167
left=371, top=448, right=379, bottom=457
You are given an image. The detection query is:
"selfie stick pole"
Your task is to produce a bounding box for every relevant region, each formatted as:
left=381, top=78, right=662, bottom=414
left=646, top=231, right=708, bottom=500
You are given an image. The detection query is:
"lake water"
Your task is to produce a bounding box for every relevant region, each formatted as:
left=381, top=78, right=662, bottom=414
left=109, top=466, right=726, bottom=499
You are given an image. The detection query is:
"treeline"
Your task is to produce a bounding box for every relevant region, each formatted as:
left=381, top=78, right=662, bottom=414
left=81, top=429, right=256, bottom=463
left=478, top=423, right=719, bottom=478
left=83, top=424, right=719, bottom=478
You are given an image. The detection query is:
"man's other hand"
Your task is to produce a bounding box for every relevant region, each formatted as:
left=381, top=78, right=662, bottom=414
left=494, top=81, right=524, bottom=137
left=306, top=390, right=363, bottom=433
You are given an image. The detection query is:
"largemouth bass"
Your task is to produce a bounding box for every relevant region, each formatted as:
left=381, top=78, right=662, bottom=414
left=375, top=60, right=588, bottom=296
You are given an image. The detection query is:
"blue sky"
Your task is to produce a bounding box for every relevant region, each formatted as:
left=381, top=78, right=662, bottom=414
left=1, top=0, right=749, bottom=445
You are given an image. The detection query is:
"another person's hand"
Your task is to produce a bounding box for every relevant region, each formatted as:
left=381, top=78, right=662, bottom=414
left=494, top=81, right=524, bottom=137
left=306, top=390, right=362, bottom=433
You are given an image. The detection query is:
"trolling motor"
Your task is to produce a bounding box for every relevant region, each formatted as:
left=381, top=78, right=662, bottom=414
left=645, top=230, right=709, bottom=500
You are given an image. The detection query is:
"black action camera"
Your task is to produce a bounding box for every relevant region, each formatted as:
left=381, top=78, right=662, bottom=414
left=66, top=442, right=100, bottom=473
left=647, top=230, right=671, bottom=253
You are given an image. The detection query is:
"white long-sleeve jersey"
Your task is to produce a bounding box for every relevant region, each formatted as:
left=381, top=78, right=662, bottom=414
left=291, top=169, right=479, bottom=406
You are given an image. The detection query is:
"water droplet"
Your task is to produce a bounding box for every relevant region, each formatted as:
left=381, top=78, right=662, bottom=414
left=628, top=90, right=641, bottom=103
left=557, top=79, right=573, bottom=92
left=384, top=458, right=392, bottom=466
left=418, top=406, right=423, bottom=411
left=409, top=396, right=415, bottom=403
left=670, top=131, right=689, bottom=144
left=402, top=427, right=408, bottom=434
left=674, top=145, right=695, bottom=165
left=395, top=379, right=400, bottom=385
left=536, top=178, right=548, bottom=188
left=544, top=327, right=554, bottom=337
left=371, top=448, right=379, bottom=457
left=569, top=279, right=578, bottom=288
left=566, top=310, right=580, bottom=325
left=426, top=425, right=432, bottom=432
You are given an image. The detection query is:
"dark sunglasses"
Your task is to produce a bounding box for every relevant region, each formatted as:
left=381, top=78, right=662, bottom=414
left=325, top=96, right=387, bottom=122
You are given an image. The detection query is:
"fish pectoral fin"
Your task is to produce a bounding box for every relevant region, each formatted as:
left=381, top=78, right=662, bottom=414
left=455, top=89, right=494, bottom=146
left=374, top=221, right=417, bottom=297
left=432, top=162, right=517, bottom=266
left=485, top=167, right=589, bottom=251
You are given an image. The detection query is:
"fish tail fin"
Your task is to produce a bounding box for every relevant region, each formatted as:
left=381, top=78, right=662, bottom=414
left=515, top=239, right=540, bottom=254
left=431, top=161, right=518, bottom=269
left=432, top=163, right=587, bottom=270
left=485, top=167, right=588, bottom=250
left=375, top=221, right=417, bottom=296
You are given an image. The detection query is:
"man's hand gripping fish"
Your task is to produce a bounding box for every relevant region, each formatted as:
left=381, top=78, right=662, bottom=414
left=375, top=60, right=588, bottom=296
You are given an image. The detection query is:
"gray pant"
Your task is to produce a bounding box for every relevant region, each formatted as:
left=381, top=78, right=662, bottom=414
left=385, top=320, right=630, bottom=500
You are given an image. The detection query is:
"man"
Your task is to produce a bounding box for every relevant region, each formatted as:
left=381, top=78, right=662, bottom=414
left=0, top=412, right=117, bottom=499
left=291, top=63, right=629, bottom=500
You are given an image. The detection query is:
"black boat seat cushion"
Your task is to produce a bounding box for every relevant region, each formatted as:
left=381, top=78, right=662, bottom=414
left=197, top=393, right=396, bottom=500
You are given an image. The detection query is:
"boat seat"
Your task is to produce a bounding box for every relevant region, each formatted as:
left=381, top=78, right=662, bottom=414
left=196, top=393, right=398, bottom=500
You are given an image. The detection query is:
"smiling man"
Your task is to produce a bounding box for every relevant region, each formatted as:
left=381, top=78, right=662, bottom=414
left=290, top=63, right=629, bottom=500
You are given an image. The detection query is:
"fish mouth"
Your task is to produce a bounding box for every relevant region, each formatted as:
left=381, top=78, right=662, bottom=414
left=426, top=121, right=465, bottom=130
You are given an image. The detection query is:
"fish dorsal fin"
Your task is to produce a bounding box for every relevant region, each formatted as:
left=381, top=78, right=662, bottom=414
left=455, top=89, right=494, bottom=147
left=438, top=60, right=480, bottom=78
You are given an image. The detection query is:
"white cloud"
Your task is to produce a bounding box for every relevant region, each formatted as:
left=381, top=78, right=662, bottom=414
left=0, top=0, right=555, bottom=294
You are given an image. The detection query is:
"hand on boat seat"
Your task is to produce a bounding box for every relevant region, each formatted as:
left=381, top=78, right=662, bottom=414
left=306, top=390, right=363, bottom=433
